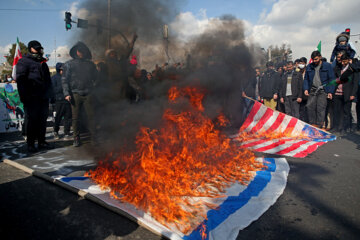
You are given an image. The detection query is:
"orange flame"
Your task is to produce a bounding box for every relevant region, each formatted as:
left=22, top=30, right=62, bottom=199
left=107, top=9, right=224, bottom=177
left=86, top=86, right=264, bottom=235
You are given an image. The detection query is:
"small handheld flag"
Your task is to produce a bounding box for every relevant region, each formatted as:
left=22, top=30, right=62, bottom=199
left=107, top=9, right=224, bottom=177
left=11, top=37, right=22, bottom=80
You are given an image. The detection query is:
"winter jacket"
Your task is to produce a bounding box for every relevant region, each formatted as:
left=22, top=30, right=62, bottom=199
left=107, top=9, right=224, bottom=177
left=51, top=62, right=66, bottom=102
left=303, top=62, right=336, bottom=94
left=61, top=42, right=97, bottom=97
left=333, top=64, right=359, bottom=101
left=259, top=69, right=281, bottom=99
left=243, top=71, right=258, bottom=99
left=279, top=70, right=303, bottom=99
left=330, top=33, right=356, bottom=62
left=16, top=54, right=52, bottom=103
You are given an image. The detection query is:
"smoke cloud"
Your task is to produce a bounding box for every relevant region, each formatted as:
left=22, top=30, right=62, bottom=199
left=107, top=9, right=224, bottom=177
left=69, top=0, right=265, bottom=155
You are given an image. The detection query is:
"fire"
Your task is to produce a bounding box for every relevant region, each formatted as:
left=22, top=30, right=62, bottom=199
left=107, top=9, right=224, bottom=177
left=86, top=86, right=264, bottom=234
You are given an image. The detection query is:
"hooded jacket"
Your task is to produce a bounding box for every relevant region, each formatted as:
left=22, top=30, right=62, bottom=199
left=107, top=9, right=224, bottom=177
left=330, top=33, right=356, bottom=62
left=259, top=68, right=281, bottom=99
left=16, top=53, right=52, bottom=103
left=61, top=42, right=97, bottom=96
left=51, top=62, right=67, bottom=102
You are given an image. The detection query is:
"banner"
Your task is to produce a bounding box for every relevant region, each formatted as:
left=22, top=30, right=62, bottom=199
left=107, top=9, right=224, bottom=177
left=0, top=83, right=24, bottom=133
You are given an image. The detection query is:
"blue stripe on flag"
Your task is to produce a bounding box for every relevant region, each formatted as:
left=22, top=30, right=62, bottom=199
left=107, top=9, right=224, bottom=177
left=301, top=125, right=336, bottom=142
left=242, top=97, right=256, bottom=121
left=60, top=176, right=88, bottom=182
left=184, top=158, right=276, bottom=240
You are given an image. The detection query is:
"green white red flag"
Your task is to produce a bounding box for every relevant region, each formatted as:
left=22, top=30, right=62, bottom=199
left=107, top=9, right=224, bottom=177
left=11, top=37, right=22, bottom=80
left=309, top=41, right=321, bottom=64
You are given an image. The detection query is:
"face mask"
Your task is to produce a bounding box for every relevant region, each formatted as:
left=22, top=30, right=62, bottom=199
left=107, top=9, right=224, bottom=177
left=298, top=64, right=305, bottom=69
left=30, top=47, right=44, bottom=59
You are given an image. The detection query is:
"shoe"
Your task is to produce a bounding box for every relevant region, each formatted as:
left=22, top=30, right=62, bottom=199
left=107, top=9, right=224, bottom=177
left=27, top=145, right=38, bottom=153
left=64, top=134, right=72, bottom=141
left=54, top=132, right=60, bottom=140
left=38, top=141, right=54, bottom=149
left=73, top=137, right=81, bottom=147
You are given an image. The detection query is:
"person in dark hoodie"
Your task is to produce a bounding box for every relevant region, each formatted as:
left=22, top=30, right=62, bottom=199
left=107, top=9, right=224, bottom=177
left=52, top=62, right=72, bottom=140
left=330, top=32, right=356, bottom=67
left=16, top=40, right=53, bottom=152
left=62, top=41, right=97, bottom=147
left=259, top=61, right=281, bottom=110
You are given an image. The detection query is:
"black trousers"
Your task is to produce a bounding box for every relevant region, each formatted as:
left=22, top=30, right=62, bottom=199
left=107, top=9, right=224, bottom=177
left=299, top=99, right=308, bottom=123
left=333, top=95, right=352, bottom=131
left=284, top=96, right=300, bottom=118
left=54, top=101, right=72, bottom=135
left=325, top=99, right=334, bottom=129
left=23, top=99, right=49, bottom=146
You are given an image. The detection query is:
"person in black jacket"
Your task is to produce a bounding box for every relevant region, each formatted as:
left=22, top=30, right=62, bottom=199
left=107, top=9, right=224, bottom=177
left=332, top=54, right=359, bottom=133
left=16, top=40, right=53, bottom=152
left=279, top=61, right=303, bottom=118
left=62, top=42, right=97, bottom=147
left=259, top=61, right=281, bottom=110
left=298, top=57, right=308, bottom=122
left=242, top=67, right=261, bottom=100
left=51, top=62, right=72, bottom=140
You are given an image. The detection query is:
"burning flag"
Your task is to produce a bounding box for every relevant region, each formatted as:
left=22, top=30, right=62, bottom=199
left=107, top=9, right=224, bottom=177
left=85, top=86, right=265, bottom=234
left=11, top=37, right=22, bottom=80
left=57, top=95, right=335, bottom=240
left=233, top=98, right=336, bottom=157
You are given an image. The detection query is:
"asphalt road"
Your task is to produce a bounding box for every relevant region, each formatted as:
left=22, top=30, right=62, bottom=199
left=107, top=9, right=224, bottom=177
left=1, top=130, right=360, bottom=240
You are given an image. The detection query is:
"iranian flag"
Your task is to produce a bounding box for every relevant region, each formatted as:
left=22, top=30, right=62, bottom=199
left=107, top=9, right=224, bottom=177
left=309, top=41, right=321, bottom=64
left=11, top=37, right=22, bottom=80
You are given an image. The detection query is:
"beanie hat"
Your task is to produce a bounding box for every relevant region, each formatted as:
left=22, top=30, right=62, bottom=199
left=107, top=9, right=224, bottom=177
left=338, top=36, right=347, bottom=42
left=28, top=40, right=43, bottom=51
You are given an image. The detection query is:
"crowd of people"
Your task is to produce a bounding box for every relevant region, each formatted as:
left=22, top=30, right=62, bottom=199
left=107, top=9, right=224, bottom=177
left=243, top=30, right=359, bottom=134
left=11, top=29, right=360, bottom=153
left=13, top=35, right=183, bottom=152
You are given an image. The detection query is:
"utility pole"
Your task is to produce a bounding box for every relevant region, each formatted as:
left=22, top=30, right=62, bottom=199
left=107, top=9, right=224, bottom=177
left=163, top=24, right=170, bottom=62
left=108, top=0, right=111, bottom=49
left=268, top=47, right=272, bottom=61
left=54, top=37, right=57, bottom=66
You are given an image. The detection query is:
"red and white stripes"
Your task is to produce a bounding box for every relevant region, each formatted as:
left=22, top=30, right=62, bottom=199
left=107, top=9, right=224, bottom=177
left=235, top=100, right=334, bottom=158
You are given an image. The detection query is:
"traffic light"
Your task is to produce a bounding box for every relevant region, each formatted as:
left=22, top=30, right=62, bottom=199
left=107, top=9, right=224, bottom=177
left=345, top=28, right=350, bottom=34
left=65, top=12, right=72, bottom=31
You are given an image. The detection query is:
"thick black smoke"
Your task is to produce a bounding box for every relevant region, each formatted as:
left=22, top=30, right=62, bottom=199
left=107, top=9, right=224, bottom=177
left=77, top=0, right=183, bottom=63
left=71, top=0, right=263, bottom=155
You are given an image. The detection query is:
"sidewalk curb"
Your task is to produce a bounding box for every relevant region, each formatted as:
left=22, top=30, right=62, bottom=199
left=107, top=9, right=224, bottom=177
left=3, top=159, right=168, bottom=240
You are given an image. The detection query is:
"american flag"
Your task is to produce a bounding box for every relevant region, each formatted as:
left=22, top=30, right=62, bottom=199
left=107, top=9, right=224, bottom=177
left=233, top=98, right=336, bottom=158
